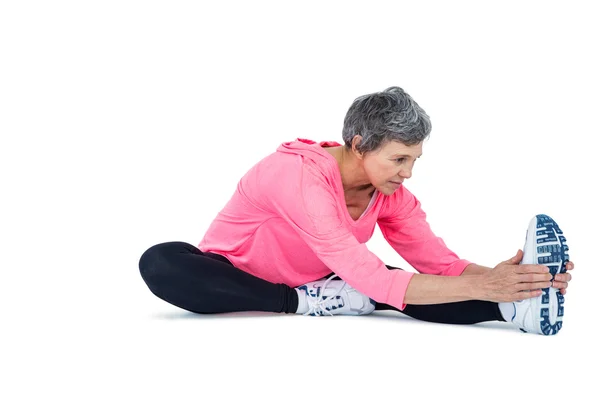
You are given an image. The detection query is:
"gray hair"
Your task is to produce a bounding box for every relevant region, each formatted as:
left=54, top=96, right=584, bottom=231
left=341, top=86, right=431, bottom=154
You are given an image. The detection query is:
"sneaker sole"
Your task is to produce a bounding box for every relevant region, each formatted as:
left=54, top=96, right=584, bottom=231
left=523, top=214, right=569, bottom=335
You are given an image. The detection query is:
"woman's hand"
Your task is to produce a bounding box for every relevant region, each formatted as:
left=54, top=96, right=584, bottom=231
left=553, top=261, right=574, bottom=295
left=476, top=249, right=553, bottom=303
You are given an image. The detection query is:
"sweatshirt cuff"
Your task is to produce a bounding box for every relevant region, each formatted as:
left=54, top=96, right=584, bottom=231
left=385, top=269, right=415, bottom=311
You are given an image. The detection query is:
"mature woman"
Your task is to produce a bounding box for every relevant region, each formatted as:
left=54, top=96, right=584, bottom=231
left=139, top=86, right=574, bottom=335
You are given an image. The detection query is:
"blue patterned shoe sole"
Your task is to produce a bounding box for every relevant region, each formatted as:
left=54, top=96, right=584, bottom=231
left=533, top=214, right=569, bottom=335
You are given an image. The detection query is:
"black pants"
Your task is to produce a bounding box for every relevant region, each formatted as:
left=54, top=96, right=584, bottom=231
left=139, top=241, right=505, bottom=324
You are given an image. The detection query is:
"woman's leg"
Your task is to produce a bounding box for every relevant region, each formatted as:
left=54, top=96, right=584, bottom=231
left=138, top=241, right=298, bottom=314
left=376, top=297, right=505, bottom=325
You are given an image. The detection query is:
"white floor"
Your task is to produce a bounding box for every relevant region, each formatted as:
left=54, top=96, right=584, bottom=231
left=5, top=259, right=594, bottom=400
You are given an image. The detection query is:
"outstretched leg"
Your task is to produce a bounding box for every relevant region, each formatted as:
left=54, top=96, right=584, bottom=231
left=375, top=298, right=505, bottom=324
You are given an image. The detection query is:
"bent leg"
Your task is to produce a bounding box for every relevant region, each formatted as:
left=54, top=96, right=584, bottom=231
left=138, top=241, right=298, bottom=314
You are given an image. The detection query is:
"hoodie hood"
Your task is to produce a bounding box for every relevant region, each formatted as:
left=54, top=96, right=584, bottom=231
left=277, top=137, right=342, bottom=162
left=276, top=138, right=343, bottom=189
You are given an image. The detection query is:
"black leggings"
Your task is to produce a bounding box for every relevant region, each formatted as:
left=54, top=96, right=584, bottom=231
left=138, top=241, right=505, bottom=324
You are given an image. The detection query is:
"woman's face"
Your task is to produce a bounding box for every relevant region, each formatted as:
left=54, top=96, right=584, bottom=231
left=362, top=140, right=423, bottom=195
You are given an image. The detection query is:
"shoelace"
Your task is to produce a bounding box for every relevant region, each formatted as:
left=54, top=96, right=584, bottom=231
left=304, top=274, right=346, bottom=316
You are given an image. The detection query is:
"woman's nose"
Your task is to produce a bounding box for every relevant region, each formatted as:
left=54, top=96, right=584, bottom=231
left=399, top=168, right=412, bottom=179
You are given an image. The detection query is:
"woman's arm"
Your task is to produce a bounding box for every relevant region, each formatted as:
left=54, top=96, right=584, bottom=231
left=403, top=273, right=481, bottom=304
left=378, top=188, right=474, bottom=277
left=403, top=253, right=553, bottom=305
left=460, top=263, right=492, bottom=275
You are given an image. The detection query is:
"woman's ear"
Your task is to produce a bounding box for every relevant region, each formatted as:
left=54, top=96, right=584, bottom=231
left=351, top=135, right=364, bottom=159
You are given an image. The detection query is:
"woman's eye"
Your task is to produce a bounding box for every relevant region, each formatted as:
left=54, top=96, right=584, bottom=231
left=395, top=158, right=405, bottom=163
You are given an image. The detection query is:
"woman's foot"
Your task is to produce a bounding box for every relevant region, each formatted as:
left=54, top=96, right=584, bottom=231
left=504, top=214, right=569, bottom=335
left=295, top=275, right=376, bottom=316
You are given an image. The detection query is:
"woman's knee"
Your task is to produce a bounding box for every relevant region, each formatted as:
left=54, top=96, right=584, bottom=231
left=138, top=241, right=189, bottom=286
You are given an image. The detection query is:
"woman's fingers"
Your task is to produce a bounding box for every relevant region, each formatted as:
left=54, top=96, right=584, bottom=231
left=515, top=290, right=544, bottom=300
left=504, top=260, right=573, bottom=299
left=516, top=281, right=552, bottom=291
left=554, top=272, right=572, bottom=282
left=517, top=272, right=553, bottom=282
left=558, top=262, right=573, bottom=295
left=552, top=280, right=568, bottom=289
left=566, top=261, right=574, bottom=270
left=517, top=264, right=550, bottom=274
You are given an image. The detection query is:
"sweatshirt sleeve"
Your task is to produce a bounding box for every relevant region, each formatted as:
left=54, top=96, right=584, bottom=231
left=245, top=155, right=414, bottom=310
left=377, top=186, right=473, bottom=276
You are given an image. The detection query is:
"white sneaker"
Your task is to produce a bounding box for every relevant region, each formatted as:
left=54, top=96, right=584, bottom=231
left=512, top=214, right=569, bottom=335
left=296, top=275, right=376, bottom=316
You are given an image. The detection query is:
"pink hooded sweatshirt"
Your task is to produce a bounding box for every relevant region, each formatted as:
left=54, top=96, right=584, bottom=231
left=198, top=138, right=472, bottom=310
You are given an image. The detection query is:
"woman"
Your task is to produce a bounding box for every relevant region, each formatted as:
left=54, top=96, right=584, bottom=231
left=139, top=86, right=574, bottom=335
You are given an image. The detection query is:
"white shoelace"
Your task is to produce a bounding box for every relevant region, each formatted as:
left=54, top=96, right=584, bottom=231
left=304, top=274, right=346, bottom=316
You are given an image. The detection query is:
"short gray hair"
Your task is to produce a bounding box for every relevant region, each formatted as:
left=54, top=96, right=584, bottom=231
left=341, top=86, right=431, bottom=154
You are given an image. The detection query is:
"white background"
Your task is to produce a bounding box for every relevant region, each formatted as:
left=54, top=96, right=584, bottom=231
left=2, top=1, right=598, bottom=399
